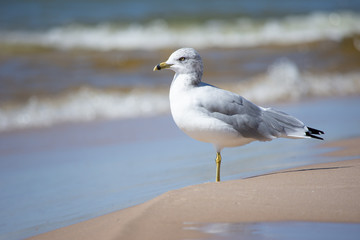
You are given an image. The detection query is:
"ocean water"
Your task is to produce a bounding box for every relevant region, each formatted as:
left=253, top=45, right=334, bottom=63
left=0, top=0, right=360, bottom=132
left=1, top=1, right=360, bottom=239
left=187, top=222, right=360, bottom=240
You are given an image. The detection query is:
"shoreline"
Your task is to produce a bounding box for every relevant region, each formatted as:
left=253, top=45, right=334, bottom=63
left=28, top=137, right=360, bottom=240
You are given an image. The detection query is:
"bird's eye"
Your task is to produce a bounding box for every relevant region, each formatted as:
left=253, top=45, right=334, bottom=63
left=178, top=57, right=186, bottom=61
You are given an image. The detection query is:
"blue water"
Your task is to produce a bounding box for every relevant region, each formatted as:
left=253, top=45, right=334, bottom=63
left=1, top=0, right=359, bottom=30
left=189, top=222, right=360, bottom=240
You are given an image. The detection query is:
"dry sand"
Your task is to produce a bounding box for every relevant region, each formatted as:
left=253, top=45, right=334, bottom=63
left=29, top=138, right=360, bottom=240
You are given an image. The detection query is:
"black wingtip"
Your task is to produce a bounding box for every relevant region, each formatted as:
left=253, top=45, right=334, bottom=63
left=306, top=127, right=324, bottom=140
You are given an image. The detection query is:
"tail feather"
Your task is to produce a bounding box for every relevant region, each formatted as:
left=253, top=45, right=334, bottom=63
left=306, top=127, right=324, bottom=140
left=261, top=108, right=325, bottom=140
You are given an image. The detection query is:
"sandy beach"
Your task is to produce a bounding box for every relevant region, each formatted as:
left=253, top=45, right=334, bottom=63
left=28, top=137, right=360, bottom=240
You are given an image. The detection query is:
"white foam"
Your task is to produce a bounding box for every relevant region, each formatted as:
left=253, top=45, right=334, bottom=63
left=0, top=87, right=169, bottom=132
left=239, top=58, right=360, bottom=103
left=1, top=11, right=359, bottom=50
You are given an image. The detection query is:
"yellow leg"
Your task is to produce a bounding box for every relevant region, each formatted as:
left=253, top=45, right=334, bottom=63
left=215, top=152, right=221, bottom=182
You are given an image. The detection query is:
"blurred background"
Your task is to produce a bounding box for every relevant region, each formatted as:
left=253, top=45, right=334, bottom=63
left=1, top=1, right=360, bottom=240
left=0, top=0, right=359, bottom=131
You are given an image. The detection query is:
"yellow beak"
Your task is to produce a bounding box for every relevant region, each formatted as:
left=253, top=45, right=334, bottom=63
left=153, top=62, right=173, bottom=71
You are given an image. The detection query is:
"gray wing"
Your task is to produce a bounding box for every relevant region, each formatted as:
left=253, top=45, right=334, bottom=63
left=196, top=85, right=306, bottom=141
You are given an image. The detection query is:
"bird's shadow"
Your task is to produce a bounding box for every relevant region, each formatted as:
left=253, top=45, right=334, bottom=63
left=245, top=165, right=352, bottom=179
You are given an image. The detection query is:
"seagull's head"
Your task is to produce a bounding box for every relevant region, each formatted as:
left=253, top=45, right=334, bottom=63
left=153, top=48, right=203, bottom=77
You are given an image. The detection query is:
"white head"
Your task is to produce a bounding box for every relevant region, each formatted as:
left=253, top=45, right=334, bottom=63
left=153, top=48, right=203, bottom=80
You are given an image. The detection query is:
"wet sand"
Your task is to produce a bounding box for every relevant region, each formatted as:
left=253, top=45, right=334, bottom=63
left=28, top=137, right=360, bottom=240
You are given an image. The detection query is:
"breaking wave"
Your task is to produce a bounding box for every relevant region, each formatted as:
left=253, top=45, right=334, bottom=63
left=0, top=88, right=169, bottom=132
left=239, top=58, right=360, bottom=103
left=1, top=11, right=360, bottom=50
left=1, top=59, right=359, bottom=132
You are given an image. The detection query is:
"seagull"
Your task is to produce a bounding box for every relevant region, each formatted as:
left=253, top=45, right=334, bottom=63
left=153, top=48, right=324, bottom=182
